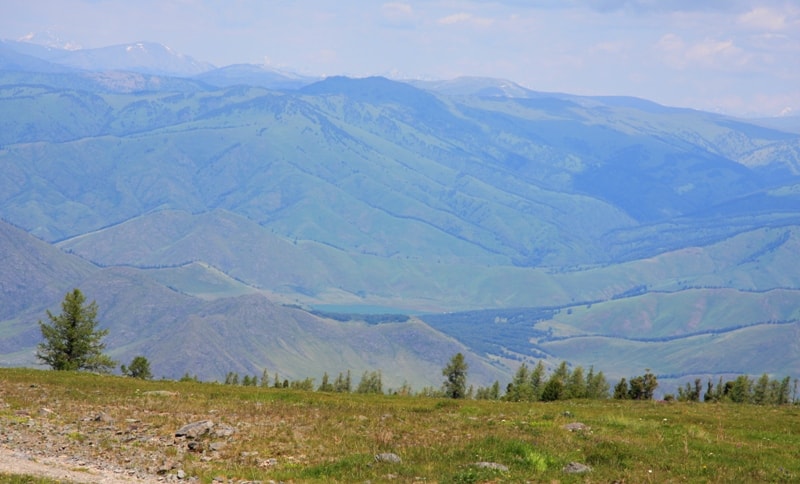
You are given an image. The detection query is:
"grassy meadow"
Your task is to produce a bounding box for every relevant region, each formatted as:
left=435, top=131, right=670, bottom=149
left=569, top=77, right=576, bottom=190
left=1, top=368, right=799, bottom=482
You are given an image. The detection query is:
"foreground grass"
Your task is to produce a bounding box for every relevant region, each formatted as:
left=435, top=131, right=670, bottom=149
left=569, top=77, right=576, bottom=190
left=1, top=368, right=799, bottom=482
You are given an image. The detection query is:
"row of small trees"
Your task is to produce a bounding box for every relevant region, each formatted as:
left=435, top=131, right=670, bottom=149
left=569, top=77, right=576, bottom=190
left=36, top=289, right=795, bottom=406
left=221, top=369, right=389, bottom=394
left=673, top=374, right=794, bottom=405
left=497, top=361, right=612, bottom=402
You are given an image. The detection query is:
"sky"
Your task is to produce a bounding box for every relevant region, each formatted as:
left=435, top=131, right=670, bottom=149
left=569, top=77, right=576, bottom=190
left=1, top=0, right=798, bottom=117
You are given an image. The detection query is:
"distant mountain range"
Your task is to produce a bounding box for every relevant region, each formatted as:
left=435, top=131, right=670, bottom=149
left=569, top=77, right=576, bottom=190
left=1, top=38, right=799, bottom=391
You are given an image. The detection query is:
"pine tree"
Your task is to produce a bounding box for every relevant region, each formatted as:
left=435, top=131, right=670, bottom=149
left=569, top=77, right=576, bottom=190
left=121, top=356, right=152, bottom=380
left=36, top=289, right=116, bottom=372
left=261, top=368, right=270, bottom=388
left=356, top=370, right=383, bottom=394
left=541, top=376, right=564, bottom=401
left=505, top=363, right=531, bottom=402
left=529, top=361, right=546, bottom=401
left=566, top=365, right=586, bottom=399
left=318, top=372, right=334, bottom=392
left=613, top=378, right=629, bottom=399
left=442, top=353, right=468, bottom=399
left=585, top=366, right=610, bottom=399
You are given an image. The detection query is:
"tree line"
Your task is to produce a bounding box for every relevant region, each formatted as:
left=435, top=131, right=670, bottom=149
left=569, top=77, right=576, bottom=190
left=36, top=289, right=797, bottom=406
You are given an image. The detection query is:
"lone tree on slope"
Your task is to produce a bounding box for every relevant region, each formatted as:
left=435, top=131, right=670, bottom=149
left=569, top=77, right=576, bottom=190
left=442, top=352, right=469, bottom=399
left=36, top=288, right=116, bottom=372
left=121, top=356, right=153, bottom=380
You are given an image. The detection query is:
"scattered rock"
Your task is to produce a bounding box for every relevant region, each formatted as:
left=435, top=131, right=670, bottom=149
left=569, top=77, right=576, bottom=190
left=563, top=422, right=590, bottom=432
left=209, top=441, right=226, bottom=452
left=187, top=441, right=204, bottom=452
left=38, top=408, right=55, bottom=417
left=176, top=468, right=186, bottom=479
left=474, top=461, right=509, bottom=472
left=211, top=423, right=235, bottom=438
left=92, top=412, right=115, bottom=424
left=563, top=461, right=592, bottom=473
left=375, top=453, right=402, bottom=464
left=175, top=420, right=214, bottom=438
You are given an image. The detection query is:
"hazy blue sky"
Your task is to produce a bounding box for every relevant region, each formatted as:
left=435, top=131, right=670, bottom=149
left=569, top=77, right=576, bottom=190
left=1, top=0, right=798, bottom=117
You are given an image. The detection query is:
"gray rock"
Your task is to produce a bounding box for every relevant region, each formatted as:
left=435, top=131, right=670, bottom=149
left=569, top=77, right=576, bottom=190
left=209, top=441, right=226, bottom=451
left=474, top=461, right=509, bottom=472
left=563, top=461, right=592, bottom=473
left=177, top=469, right=186, bottom=479
left=211, top=423, right=235, bottom=438
left=374, top=452, right=402, bottom=464
left=175, top=420, right=214, bottom=438
left=93, top=412, right=115, bottom=424
left=38, top=407, right=55, bottom=417
left=563, top=422, right=590, bottom=432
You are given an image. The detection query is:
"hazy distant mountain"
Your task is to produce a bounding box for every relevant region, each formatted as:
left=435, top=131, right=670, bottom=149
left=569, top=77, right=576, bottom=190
left=410, top=76, right=538, bottom=98
left=2, top=39, right=214, bottom=76
left=0, top=41, right=76, bottom=73
left=16, top=31, right=81, bottom=51
left=196, top=64, right=317, bottom=90
left=1, top=48, right=799, bottom=388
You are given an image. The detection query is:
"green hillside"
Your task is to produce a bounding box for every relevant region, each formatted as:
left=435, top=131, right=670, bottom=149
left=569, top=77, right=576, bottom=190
left=1, top=58, right=799, bottom=387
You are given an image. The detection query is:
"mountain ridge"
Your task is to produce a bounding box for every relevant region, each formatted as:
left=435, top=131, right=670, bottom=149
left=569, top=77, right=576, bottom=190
left=1, top=40, right=799, bottom=389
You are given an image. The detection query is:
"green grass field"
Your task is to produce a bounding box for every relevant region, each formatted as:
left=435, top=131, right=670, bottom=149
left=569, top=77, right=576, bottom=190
left=1, top=368, right=799, bottom=482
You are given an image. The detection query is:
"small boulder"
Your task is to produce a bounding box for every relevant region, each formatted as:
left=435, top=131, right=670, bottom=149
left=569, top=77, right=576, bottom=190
left=474, top=462, right=509, bottom=472
left=211, top=423, right=235, bottom=438
left=563, top=461, right=592, bottom=474
left=175, top=420, right=214, bottom=438
left=93, top=412, right=115, bottom=424
left=375, top=453, right=402, bottom=464
left=563, top=422, right=590, bottom=432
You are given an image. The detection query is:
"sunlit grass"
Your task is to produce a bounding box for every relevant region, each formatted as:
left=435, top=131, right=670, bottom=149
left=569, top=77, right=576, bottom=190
left=1, top=368, right=799, bottom=482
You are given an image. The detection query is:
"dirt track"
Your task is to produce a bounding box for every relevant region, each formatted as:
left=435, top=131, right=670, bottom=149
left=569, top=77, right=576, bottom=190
left=0, top=445, right=161, bottom=483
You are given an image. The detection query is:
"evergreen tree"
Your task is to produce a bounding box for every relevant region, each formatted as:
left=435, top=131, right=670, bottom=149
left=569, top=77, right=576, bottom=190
left=566, top=365, right=586, bottom=399
left=260, top=368, right=271, bottom=388
left=318, top=372, right=334, bottom=392
left=529, top=361, right=546, bottom=401
left=505, top=363, right=531, bottom=402
left=613, top=378, right=629, bottom=399
left=552, top=361, right=570, bottom=382
left=777, top=376, right=792, bottom=405
left=442, top=353, right=469, bottom=399
left=334, top=370, right=352, bottom=392
left=476, top=381, right=501, bottom=400
left=121, top=356, right=153, bottom=380
left=490, top=380, right=501, bottom=400
left=541, top=376, right=564, bottom=401
left=585, top=366, right=610, bottom=399
left=627, top=369, right=658, bottom=400
left=753, top=373, right=770, bottom=404
left=356, top=370, right=383, bottom=394
left=36, top=289, right=116, bottom=372
left=728, top=375, right=752, bottom=403
left=290, top=377, right=315, bottom=390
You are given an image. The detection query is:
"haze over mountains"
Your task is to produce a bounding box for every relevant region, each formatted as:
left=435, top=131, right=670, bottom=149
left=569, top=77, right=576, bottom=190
left=1, top=38, right=799, bottom=391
